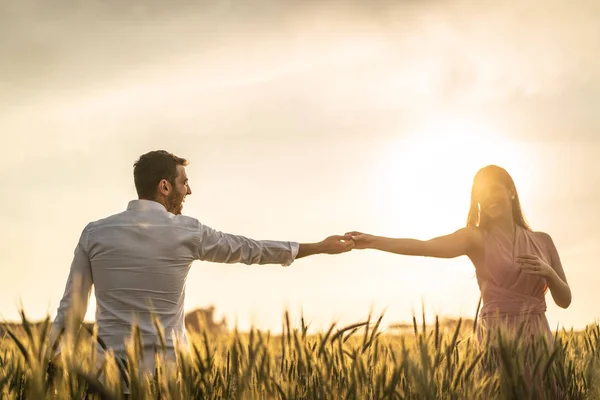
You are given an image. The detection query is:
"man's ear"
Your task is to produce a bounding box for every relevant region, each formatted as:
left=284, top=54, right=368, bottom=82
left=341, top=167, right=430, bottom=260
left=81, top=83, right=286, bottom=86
left=158, top=179, right=171, bottom=196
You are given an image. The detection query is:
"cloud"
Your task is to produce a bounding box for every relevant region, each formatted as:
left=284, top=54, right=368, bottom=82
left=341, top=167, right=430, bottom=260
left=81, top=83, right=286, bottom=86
left=2, top=0, right=599, bottom=161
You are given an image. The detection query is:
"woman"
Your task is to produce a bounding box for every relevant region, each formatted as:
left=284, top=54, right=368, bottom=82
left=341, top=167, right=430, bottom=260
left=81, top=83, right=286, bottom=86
left=348, top=165, right=571, bottom=344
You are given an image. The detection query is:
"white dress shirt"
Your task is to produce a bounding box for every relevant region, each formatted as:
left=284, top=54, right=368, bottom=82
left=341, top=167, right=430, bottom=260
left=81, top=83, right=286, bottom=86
left=50, top=199, right=299, bottom=367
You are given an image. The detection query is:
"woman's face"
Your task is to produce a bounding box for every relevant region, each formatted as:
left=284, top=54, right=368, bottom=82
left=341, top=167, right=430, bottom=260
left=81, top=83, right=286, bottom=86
left=474, top=179, right=514, bottom=221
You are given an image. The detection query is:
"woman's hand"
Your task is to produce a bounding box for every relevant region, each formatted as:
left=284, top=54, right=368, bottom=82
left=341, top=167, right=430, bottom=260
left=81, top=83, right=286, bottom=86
left=516, top=254, right=556, bottom=278
left=345, top=231, right=376, bottom=249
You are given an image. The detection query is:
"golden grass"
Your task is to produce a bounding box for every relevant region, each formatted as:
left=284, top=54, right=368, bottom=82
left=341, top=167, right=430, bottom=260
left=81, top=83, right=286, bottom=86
left=0, top=309, right=598, bottom=399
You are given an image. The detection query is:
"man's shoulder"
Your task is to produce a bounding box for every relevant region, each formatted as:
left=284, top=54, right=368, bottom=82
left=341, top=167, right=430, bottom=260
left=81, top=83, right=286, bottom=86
left=82, top=209, right=204, bottom=235
left=170, top=214, right=203, bottom=231
left=83, top=210, right=129, bottom=233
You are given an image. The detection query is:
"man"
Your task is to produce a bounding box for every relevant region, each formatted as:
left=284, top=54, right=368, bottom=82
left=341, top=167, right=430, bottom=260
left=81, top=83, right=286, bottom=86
left=49, top=150, right=353, bottom=370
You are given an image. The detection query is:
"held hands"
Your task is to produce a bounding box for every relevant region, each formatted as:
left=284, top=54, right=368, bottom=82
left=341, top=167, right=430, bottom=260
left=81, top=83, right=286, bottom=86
left=318, top=235, right=355, bottom=254
left=313, top=231, right=375, bottom=256
left=344, top=231, right=375, bottom=250
left=516, top=254, right=555, bottom=278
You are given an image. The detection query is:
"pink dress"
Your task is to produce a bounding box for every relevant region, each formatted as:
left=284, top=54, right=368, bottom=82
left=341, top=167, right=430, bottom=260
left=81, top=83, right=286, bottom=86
left=475, top=225, right=554, bottom=344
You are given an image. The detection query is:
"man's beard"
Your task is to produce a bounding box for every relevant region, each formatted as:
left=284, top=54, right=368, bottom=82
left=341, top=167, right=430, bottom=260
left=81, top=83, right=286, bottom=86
left=166, top=190, right=184, bottom=215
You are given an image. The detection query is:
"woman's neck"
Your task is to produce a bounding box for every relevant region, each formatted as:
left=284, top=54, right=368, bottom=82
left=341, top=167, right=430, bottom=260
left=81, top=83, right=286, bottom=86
left=492, top=216, right=516, bottom=239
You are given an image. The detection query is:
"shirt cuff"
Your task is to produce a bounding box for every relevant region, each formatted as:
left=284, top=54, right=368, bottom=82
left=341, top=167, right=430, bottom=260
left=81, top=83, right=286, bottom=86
left=282, top=242, right=300, bottom=267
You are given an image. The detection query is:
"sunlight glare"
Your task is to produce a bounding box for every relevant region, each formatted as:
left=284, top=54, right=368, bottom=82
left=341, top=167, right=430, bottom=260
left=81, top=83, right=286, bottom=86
left=371, top=115, right=537, bottom=238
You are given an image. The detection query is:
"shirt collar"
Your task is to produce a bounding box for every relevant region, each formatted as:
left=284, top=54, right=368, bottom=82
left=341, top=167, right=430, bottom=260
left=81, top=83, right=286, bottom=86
left=127, top=199, right=168, bottom=212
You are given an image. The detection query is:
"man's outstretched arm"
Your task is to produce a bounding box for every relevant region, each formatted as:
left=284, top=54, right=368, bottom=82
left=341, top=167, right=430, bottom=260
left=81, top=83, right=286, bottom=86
left=193, top=222, right=353, bottom=266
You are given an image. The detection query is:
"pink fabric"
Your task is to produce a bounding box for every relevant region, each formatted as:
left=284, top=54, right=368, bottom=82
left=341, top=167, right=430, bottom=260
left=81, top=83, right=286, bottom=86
left=476, top=225, right=554, bottom=344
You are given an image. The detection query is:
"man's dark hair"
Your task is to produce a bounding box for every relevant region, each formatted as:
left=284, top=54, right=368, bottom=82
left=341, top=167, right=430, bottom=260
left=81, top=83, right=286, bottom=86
left=133, top=150, right=188, bottom=199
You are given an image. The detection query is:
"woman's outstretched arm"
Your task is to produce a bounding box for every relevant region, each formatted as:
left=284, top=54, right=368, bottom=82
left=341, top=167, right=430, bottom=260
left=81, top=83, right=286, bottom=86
left=346, top=227, right=479, bottom=259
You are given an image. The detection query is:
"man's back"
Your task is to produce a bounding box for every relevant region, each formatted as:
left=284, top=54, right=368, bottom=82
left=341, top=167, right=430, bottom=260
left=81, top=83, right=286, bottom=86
left=87, top=200, right=198, bottom=354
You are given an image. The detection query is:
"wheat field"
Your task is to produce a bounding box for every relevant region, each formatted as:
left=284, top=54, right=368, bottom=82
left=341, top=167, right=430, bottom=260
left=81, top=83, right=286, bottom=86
left=0, top=309, right=598, bottom=399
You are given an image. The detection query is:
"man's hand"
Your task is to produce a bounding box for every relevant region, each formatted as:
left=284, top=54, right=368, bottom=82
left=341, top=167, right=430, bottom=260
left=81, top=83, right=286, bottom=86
left=319, top=235, right=355, bottom=254
left=296, top=235, right=354, bottom=259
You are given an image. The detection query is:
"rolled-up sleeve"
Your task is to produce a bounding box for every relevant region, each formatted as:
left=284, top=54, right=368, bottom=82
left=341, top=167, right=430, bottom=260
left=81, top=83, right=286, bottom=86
left=193, top=224, right=300, bottom=266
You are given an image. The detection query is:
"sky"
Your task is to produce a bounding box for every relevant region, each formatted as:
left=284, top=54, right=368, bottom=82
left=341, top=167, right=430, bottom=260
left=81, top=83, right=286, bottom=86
left=0, top=0, right=599, bottom=333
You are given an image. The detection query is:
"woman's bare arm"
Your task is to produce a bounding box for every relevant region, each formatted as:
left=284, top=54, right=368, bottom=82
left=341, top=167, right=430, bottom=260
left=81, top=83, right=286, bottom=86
left=541, top=233, right=572, bottom=308
left=347, top=227, right=479, bottom=259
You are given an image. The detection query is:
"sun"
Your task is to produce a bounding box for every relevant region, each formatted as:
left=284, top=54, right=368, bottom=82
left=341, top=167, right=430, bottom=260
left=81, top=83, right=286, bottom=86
left=369, top=115, right=537, bottom=238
